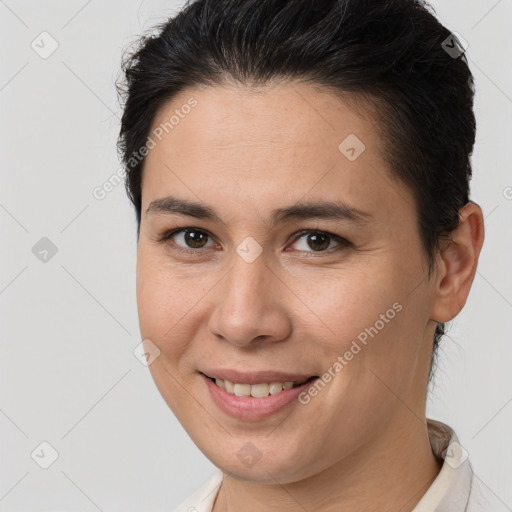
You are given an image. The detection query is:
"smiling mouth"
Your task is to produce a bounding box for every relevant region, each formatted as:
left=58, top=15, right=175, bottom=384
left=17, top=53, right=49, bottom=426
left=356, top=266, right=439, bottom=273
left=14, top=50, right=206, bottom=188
left=202, top=373, right=318, bottom=399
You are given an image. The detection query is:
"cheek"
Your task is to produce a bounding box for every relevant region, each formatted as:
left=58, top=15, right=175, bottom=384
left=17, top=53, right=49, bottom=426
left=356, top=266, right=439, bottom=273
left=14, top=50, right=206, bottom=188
left=299, top=269, right=426, bottom=437
left=135, top=253, right=210, bottom=415
left=303, top=262, right=426, bottom=383
left=136, top=251, right=202, bottom=364
left=298, top=267, right=400, bottom=345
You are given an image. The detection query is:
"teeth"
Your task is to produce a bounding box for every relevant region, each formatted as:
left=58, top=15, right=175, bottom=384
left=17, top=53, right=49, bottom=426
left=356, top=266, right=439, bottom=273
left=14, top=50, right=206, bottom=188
left=250, top=383, right=270, bottom=398
left=233, top=383, right=251, bottom=396
left=269, top=382, right=282, bottom=394
left=213, top=377, right=311, bottom=398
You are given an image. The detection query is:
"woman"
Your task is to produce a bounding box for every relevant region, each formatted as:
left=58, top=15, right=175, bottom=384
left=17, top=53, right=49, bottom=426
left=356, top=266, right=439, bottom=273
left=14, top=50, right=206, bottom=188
left=116, top=0, right=497, bottom=510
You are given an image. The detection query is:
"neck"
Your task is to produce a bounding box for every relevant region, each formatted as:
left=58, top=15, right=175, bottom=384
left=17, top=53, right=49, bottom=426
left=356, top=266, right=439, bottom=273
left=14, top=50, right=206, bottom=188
left=212, top=414, right=442, bottom=512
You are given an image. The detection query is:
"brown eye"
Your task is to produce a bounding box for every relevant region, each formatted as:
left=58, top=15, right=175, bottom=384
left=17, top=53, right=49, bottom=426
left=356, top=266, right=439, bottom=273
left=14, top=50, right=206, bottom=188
left=181, top=229, right=209, bottom=248
left=162, top=228, right=214, bottom=251
left=289, top=230, right=349, bottom=253
left=305, top=233, right=331, bottom=251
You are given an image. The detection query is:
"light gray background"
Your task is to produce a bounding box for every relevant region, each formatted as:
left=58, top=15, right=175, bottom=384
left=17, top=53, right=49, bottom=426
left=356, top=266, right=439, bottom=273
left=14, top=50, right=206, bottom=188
left=0, top=0, right=511, bottom=510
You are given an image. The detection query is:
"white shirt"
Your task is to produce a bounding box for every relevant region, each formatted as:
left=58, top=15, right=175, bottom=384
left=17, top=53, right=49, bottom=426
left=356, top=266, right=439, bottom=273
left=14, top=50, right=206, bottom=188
left=172, top=419, right=509, bottom=511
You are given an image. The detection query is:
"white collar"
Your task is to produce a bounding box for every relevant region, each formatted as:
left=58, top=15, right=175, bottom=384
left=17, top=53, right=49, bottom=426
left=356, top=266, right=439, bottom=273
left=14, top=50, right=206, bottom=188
left=413, top=418, right=473, bottom=511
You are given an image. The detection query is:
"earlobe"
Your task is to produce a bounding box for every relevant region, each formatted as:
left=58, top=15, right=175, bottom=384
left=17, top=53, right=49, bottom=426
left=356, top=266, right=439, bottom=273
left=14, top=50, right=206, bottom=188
left=430, top=202, right=485, bottom=323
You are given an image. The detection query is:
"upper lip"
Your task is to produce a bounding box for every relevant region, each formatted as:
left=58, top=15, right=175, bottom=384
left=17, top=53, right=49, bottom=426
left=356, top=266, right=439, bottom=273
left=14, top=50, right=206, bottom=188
left=200, top=368, right=317, bottom=385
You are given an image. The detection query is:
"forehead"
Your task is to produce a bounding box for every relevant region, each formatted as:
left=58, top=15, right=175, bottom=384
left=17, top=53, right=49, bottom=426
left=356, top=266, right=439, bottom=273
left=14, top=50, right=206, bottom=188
left=141, top=82, right=413, bottom=227
left=148, top=82, right=374, bottom=165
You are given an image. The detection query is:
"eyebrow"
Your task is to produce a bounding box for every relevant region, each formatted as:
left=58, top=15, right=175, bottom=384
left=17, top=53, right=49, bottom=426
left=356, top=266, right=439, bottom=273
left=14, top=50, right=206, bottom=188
left=146, top=195, right=373, bottom=225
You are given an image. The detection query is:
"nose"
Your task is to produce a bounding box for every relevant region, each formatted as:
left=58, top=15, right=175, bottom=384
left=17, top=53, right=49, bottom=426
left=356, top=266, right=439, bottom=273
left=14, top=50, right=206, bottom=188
left=207, top=251, right=292, bottom=348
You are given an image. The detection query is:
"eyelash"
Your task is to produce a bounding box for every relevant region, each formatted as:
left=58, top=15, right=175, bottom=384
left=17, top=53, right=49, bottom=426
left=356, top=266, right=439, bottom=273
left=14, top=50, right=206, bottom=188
left=157, top=227, right=351, bottom=256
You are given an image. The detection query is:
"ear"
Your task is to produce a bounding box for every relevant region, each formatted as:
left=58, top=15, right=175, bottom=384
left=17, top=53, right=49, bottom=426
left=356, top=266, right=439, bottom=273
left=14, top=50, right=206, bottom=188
left=430, top=201, right=485, bottom=323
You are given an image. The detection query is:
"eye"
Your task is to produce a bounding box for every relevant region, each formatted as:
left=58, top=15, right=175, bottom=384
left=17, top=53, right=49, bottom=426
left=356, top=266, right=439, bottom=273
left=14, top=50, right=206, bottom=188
left=287, top=230, right=350, bottom=253
left=159, top=227, right=215, bottom=252
left=157, top=227, right=350, bottom=256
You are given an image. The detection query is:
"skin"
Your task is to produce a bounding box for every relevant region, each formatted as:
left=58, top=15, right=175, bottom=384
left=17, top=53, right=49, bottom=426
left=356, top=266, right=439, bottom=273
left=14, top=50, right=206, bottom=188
left=136, top=81, right=484, bottom=511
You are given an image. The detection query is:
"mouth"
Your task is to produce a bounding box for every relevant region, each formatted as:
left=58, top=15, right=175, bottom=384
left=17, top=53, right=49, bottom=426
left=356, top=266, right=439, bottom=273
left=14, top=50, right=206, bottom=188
left=200, top=372, right=319, bottom=399
left=200, top=371, right=320, bottom=420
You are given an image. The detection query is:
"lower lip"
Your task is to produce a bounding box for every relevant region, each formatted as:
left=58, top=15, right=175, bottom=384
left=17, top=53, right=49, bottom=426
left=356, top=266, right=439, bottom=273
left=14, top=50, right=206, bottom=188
left=201, top=373, right=317, bottom=421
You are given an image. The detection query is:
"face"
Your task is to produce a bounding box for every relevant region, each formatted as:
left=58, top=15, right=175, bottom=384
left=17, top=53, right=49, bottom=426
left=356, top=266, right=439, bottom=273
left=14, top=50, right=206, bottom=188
left=136, top=82, right=439, bottom=484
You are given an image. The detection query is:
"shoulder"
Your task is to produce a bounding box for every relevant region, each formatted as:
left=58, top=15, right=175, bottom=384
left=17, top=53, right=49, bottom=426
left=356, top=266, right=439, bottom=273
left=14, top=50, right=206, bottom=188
left=171, top=469, right=224, bottom=512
